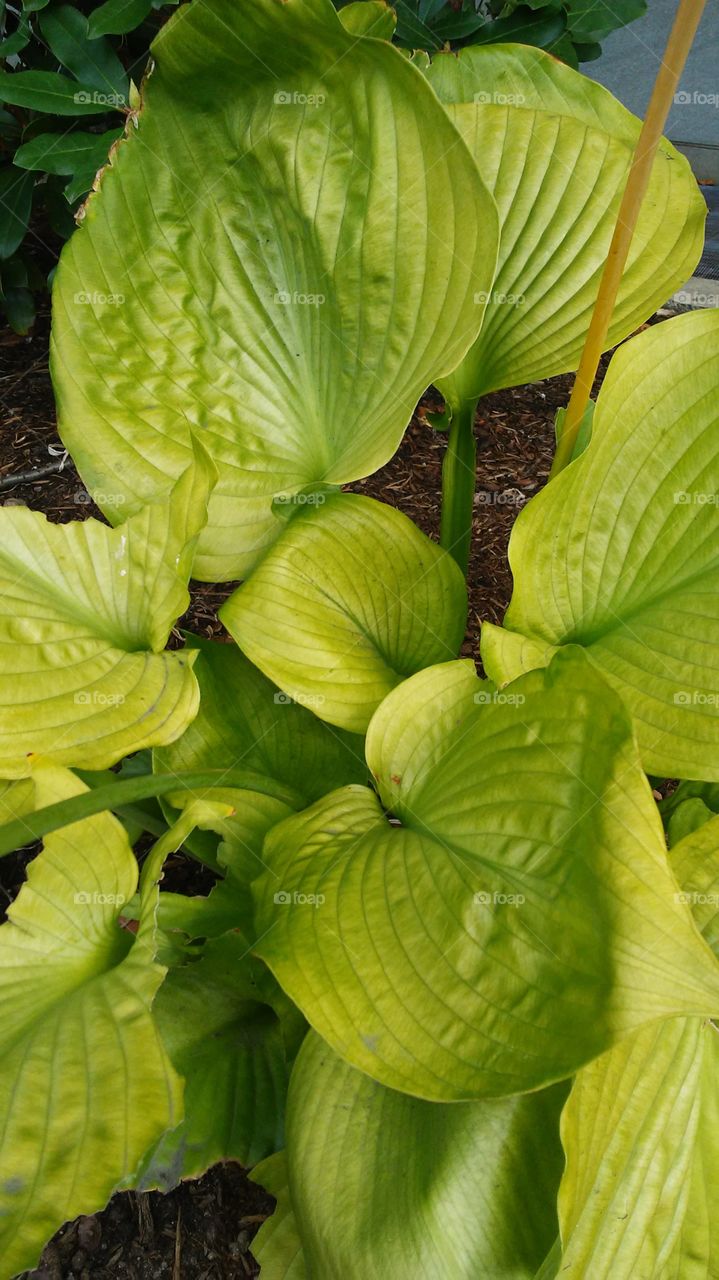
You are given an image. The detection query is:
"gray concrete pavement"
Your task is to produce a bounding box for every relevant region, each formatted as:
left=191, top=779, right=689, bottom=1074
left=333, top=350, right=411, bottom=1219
left=587, top=0, right=718, bottom=174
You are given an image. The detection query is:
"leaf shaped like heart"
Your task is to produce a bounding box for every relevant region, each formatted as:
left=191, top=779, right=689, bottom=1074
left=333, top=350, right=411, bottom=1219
left=138, top=929, right=304, bottom=1188
left=220, top=493, right=467, bottom=734
left=482, top=311, right=719, bottom=780
left=51, top=0, right=498, bottom=581
left=557, top=1017, right=719, bottom=1278
left=252, top=652, right=719, bottom=1100
left=271, top=1030, right=565, bottom=1279
left=0, top=765, right=182, bottom=1278
left=424, top=43, right=705, bottom=406
left=0, top=447, right=214, bottom=776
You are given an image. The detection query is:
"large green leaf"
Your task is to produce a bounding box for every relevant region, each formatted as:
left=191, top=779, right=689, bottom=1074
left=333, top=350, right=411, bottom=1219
left=252, top=652, right=719, bottom=1100
left=50, top=0, right=498, bottom=582
left=277, top=1030, right=565, bottom=1278
left=221, top=493, right=467, bottom=734
left=481, top=311, right=719, bottom=781
left=250, top=1151, right=307, bottom=1280
left=138, top=930, right=304, bottom=1188
left=557, top=1017, right=719, bottom=1278
left=0, top=447, right=213, bottom=778
left=555, top=813, right=719, bottom=1277
left=670, top=814, right=719, bottom=960
left=154, top=634, right=367, bottom=805
left=154, top=634, right=367, bottom=930
left=0, top=765, right=182, bottom=1278
left=423, top=43, right=704, bottom=406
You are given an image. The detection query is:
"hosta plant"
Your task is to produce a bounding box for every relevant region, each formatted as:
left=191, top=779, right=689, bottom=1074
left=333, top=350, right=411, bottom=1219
left=0, top=0, right=718, bottom=1277
left=48, top=0, right=703, bottom=577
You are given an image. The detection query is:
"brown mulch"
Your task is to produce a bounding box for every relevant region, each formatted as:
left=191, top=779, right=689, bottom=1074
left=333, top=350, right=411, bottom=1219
left=1, top=304, right=612, bottom=652
left=1, top=300, right=623, bottom=1278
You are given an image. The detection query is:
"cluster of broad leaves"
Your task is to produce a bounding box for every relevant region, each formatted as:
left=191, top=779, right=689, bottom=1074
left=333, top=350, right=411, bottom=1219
left=0, top=0, right=646, bottom=336
left=0, top=0, right=717, bottom=1277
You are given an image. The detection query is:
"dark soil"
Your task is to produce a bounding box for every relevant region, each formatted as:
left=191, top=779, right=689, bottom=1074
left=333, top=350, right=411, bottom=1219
left=28, top=1169, right=274, bottom=1280
left=1, top=300, right=623, bottom=1278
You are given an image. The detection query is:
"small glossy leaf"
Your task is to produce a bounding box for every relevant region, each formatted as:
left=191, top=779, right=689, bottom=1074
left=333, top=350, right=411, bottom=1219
left=481, top=311, right=719, bottom=780
left=39, top=6, right=128, bottom=102
left=280, top=1030, right=566, bottom=1278
left=393, top=0, right=443, bottom=50
left=253, top=653, right=719, bottom=1100
left=0, top=70, right=118, bottom=113
left=0, top=11, right=30, bottom=56
left=0, top=448, right=214, bottom=778
left=0, top=166, right=33, bottom=258
left=138, top=931, right=304, bottom=1188
left=221, top=493, right=467, bottom=734
left=567, top=0, right=647, bottom=40
left=51, top=0, right=498, bottom=581
left=14, top=127, right=122, bottom=175
left=88, top=0, right=153, bottom=38
left=1, top=284, right=34, bottom=331
left=0, top=765, right=182, bottom=1278
left=464, top=8, right=566, bottom=46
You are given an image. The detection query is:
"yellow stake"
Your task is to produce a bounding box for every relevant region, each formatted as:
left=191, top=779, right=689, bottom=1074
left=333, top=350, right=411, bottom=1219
left=550, top=0, right=708, bottom=477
